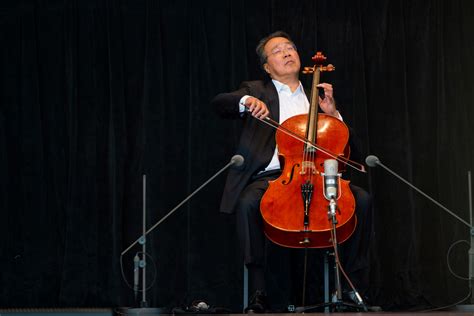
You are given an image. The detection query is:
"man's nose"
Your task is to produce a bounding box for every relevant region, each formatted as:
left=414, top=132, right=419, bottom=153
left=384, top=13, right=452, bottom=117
left=283, top=48, right=293, bottom=57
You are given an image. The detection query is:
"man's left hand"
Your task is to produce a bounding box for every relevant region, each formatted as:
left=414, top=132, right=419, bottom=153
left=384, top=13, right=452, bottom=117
left=317, top=83, right=338, bottom=117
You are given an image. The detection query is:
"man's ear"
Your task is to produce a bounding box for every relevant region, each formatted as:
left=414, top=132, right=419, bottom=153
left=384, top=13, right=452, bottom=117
left=263, top=63, right=270, bottom=74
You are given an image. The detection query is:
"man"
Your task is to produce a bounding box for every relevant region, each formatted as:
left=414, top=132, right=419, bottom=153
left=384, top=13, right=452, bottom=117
left=212, top=31, right=372, bottom=312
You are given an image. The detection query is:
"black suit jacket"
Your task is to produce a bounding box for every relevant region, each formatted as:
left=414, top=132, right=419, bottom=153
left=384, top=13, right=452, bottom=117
left=211, top=79, right=361, bottom=214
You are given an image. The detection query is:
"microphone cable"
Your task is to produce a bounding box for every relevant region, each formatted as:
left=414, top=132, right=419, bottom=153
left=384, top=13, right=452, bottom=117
left=119, top=251, right=157, bottom=292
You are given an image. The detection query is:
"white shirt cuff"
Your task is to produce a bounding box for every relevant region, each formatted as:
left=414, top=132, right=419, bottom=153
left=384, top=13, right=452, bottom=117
left=239, top=95, right=251, bottom=113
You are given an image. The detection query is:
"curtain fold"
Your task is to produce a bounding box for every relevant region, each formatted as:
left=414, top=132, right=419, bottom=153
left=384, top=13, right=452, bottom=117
left=0, top=0, right=473, bottom=310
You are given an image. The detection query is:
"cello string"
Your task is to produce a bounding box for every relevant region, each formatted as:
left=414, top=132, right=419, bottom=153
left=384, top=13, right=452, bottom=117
left=243, top=105, right=356, bottom=170
left=301, top=136, right=308, bottom=174
left=253, top=114, right=366, bottom=173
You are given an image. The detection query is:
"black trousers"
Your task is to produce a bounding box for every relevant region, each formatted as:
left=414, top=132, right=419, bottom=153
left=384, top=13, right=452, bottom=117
left=235, top=172, right=373, bottom=296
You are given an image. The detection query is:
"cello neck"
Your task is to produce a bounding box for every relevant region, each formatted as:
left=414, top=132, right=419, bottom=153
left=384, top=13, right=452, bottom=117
left=302, top=52, right=335, bottom=150
left=306, top=67, right=321, bottom=148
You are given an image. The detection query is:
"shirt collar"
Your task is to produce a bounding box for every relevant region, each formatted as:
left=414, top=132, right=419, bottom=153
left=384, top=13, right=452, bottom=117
left=272, top=79, right=305, bottom=95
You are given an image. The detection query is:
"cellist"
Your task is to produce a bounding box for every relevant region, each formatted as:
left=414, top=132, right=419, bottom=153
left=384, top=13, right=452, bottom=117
left=212, top=31, right=373, bottom=313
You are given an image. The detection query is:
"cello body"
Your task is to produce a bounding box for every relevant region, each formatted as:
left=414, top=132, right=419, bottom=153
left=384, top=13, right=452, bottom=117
left=260, top=114, right=356, bottom=248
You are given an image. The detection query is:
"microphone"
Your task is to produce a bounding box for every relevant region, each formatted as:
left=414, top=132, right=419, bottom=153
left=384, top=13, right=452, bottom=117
left=133, top=254, right=140, bottom=299
left=323, top=159, right=339, bottom=200
left=365, top=154, right=471, bottom=229
left=365, top=155, right=380, bottom=167
left=230, top=154, right=244, bottom=167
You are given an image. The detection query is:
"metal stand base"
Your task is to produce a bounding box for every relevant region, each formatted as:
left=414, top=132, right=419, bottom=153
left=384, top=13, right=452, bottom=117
left=115, top=307, right=166, bottom=316
left=452, top=304, right=474, bottom=312
left=294, top=254, right=368, bottom=313
left=295, top=300, right=367, bottom=313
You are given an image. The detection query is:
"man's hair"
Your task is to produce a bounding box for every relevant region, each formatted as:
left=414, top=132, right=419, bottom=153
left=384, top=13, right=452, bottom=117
left=255, top=31, right=294, bottom=67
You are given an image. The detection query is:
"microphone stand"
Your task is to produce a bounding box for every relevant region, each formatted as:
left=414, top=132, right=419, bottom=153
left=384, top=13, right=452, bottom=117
left=366, top=155, right=474, bottom=309
left=119, top=155, right=244, bottom=315
left=295, top=170, right=368, bottom=313
left=140, top=174, right=147, bottom=307
left=119, top=174, right=163, bottom=316
left=469, top=171, right=473, bottom=304
left=326, top=196, right=368, bottom=312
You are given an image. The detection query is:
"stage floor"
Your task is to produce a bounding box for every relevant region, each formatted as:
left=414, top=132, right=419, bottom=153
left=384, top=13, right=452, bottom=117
left=1, top=305, right=474, bottom=315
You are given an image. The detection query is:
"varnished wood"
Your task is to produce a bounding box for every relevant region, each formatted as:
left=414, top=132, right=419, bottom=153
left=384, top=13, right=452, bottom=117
left=260, top=114, right=356, bottom=248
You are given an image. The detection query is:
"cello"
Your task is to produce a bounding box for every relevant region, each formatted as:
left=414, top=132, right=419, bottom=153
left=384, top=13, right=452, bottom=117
left=260, top=52, right=357, bottom=248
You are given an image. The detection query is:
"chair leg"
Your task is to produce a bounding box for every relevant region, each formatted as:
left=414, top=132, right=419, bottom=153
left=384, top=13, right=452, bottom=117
left=243, top=264, right=249, bottom=312
left=324, top=251, right=330, bottom=313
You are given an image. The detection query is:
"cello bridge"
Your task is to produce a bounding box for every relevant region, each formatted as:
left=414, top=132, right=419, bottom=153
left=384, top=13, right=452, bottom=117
left=300, top=161, right=317, bottom=175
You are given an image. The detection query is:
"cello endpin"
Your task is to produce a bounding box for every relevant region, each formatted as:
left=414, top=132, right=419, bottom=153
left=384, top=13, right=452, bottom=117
left=299, top=237, right=311, bottom=245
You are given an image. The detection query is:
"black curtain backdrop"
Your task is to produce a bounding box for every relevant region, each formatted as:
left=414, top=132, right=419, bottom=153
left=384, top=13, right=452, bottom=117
left=1, top=0, right=473, bottom=311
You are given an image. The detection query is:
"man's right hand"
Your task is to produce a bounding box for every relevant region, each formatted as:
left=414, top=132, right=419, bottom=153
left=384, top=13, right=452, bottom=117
left=245, top=97, right=270, bottom=119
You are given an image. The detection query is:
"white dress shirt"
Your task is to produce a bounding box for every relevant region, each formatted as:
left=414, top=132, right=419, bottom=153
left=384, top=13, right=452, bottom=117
left=263, top=80, right=309, bottom=172
left=239, top=79, right=341, bottom=173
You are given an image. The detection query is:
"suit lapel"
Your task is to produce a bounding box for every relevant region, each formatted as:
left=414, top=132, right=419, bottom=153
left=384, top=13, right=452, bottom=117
left=264, top=80, right=280, bottom=122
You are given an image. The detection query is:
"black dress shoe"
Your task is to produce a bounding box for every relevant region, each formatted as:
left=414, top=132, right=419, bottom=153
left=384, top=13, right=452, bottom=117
left=245, top=290, right=270, bottom=313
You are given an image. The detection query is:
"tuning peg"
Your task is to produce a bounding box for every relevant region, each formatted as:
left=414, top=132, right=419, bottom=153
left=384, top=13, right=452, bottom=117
left=302, top=66, right=315, bottom=74
left=321, top=64, right=335, bottom=72
left=303, top=52, right=336, bottom=74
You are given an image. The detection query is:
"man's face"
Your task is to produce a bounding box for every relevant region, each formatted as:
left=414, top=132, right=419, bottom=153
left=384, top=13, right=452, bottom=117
left=263, top=37, right=301, bottom=80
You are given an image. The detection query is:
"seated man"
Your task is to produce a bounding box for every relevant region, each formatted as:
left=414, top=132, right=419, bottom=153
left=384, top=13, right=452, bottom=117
left=212, top=31, right=373, bottom=312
